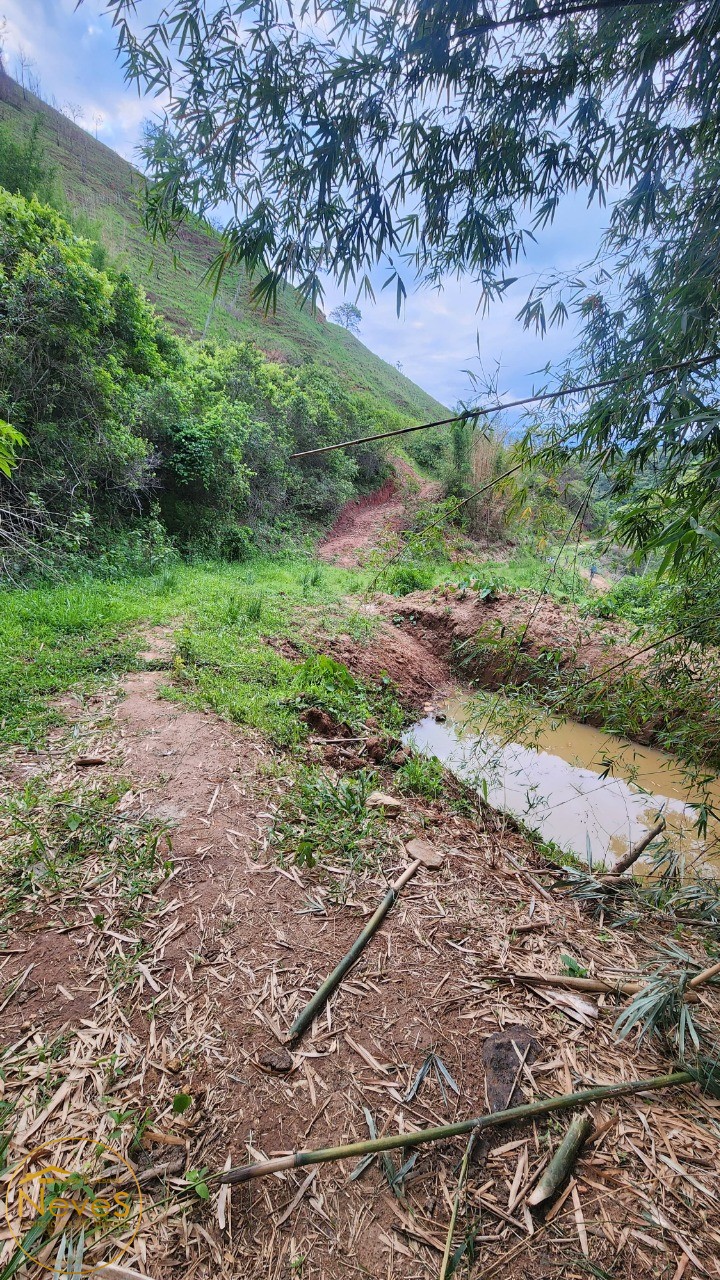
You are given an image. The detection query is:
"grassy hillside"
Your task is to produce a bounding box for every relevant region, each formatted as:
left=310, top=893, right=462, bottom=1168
left=0, top=70, right=448, bottom=423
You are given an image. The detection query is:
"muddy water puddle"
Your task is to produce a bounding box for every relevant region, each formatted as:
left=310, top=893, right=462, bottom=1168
left=405, top=693, right=720, bottom=871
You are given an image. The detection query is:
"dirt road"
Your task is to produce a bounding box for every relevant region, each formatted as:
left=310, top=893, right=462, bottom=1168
left=3, top=617, right=717, bottom=1279
left=319, top=459, right=440, bottom=567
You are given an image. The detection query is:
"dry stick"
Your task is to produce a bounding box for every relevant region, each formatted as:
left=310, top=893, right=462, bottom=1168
left=527, top=1113, right=594, bottom=1206
left=607, top=817, right=666, bottom=877
left=439, top=1129, right=478, bottom=1280
left=221, top=1071, right=692, bottom=1184
left=289, top=353, right=720, bottom=458
left=495, top=970, right=700, bottom=1002
left=286, top=847, right=441, bottom=1042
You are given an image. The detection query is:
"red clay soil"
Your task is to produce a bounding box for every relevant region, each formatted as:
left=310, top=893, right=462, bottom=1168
left=319, top=460, right=441, bottom=568
left=323, top=613, right=454, bottom=707
left=377, top=585, right=638, bottom=686
left=319, top=477, right=403, bottom=567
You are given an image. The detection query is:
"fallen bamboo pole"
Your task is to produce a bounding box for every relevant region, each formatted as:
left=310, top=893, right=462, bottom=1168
left=286, top=863, right=418, bottom=1042
left=497, top=972, right=644, bottom=996
left=220, top=1071, right=693, bottom=1185
left=494, top=970, right=699, bottom=1002
left=607, top=817, right=666, bottom=877
left=287, top=841, right=442, bottom=1042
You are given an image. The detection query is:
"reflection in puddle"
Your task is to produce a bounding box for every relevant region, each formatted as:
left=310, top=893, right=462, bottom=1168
left=405, top=694, right=720, bottom=871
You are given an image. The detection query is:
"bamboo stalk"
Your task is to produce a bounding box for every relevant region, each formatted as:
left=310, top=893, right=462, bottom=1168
left=220, top=1071, right=693, bottom=1185
left=608, top=817, right=666, bottom=876
left=287, top=858, right=422, bottom=1042
left=494, top=970, right=699, bottom=1001
left=289, top=355, right=719, bottom=459
left=689, top=957, right=720, bottom=990
left=527, top=1113, right=594, bottom=1206
left=439, top=1130, right=477, bottom=1280
left=498, top=972, right=642, bottom=996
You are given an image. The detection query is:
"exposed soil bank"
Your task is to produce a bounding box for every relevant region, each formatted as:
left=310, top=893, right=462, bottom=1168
left=310, top=587, right=632, bottom=719
left=313, top=582, right=720, bottom=765
left=371, top=586, right=672, bottom=738
left=380, top=587, right=635, bottom=685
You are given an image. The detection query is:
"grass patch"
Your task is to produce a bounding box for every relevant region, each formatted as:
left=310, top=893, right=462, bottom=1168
left=0, top=556, right=362, bottom=749
left=0, top=552, right=412, bottom=753
left=395, top=751, right=445, bottom=799
left=270, top=766, right=388, bottom=873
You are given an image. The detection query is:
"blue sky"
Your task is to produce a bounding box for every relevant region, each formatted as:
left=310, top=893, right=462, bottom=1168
left=1, top=0, right=609, bottom=410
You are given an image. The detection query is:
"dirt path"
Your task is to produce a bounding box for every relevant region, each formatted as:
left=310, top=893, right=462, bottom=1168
left=2, top=622, right=720, bottom=1278
left=319, top=459, right=440, bottom=567
left=578, top=565, right=613, bottom=591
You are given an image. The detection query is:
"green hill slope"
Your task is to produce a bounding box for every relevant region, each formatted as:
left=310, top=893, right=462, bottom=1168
left=0, top=69, right=448, bottom=423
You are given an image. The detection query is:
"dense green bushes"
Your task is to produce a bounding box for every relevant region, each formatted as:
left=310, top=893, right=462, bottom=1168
left=0, top=190, right=180, bottom=522
left=0, top=189, right=393, bottom=573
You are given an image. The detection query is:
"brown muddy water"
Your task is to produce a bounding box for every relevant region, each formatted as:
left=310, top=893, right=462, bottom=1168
left=405, top=693, right=720, bottom=872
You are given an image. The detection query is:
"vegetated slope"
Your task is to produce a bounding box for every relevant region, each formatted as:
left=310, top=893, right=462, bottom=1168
left=0, top=70, right=448, bottom=423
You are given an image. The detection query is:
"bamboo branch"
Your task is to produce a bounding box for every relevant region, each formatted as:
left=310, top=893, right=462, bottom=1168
left=220, top=1071, right=693, bottom=1185
left=289, top=354, right=720, bottom=459
left=286, top=863, right=419, bottom=1042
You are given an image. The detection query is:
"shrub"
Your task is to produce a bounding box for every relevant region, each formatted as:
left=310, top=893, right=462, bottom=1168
left=383, top=563, right=434, bottom=595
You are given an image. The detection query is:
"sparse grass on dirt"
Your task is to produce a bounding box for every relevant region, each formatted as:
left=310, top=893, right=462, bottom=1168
left=0, top=776, right=172, bottom=935
left=395, top=751, right=446, bottom=799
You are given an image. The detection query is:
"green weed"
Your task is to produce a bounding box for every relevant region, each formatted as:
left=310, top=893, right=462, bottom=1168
left=156, top=568, right=180, bottom=595
left=302, top=562, right=325, bottom=594
left=270, top=766, right=388, bottom=872
left=292, top=653, right=405, bottom=738
left=395, top=752, right=445, bottom=799
left=383, top=563, right=435, bottom=595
